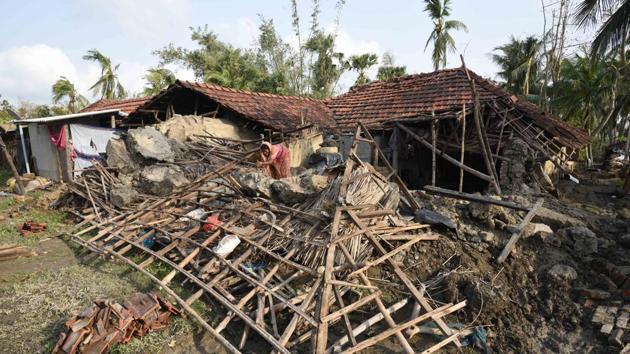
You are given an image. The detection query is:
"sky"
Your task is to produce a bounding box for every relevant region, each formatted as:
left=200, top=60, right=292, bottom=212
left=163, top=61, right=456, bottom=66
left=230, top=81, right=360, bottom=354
left=0, top=0, right=595, bottom=105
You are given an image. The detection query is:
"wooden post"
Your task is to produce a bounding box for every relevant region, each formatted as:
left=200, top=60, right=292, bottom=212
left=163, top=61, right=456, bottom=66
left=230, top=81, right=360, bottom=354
left=431, top=110, right=437, bottom=186
left=460, top=55, right=502, bottom=195
left=392, top=126, right=400, bottom=172
left=0, top=133, right=25, bottom=194
left=459, top=103, right=466, bottom=192
left=497, top=198, right=544, bottom=263
left=395, top=123, right=493, bottom=183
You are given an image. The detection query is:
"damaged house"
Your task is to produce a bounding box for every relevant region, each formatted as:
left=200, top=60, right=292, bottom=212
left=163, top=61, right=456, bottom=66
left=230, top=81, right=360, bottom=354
left=326, top=67, right=591, bottom=194
left=12, top=97, right=149, bottom=182
left=125, top=80, right=336, bottom=167
left=15, top=81, right=336, bottom=182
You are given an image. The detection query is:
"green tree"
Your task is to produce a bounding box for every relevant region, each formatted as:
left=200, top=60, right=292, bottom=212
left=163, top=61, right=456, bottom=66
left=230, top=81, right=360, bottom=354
left=492, top=36, right=542, bottom=96
left=83, top=49, right=127, bottom=100
left=349, top=53, right=378, bottom=86
left=304, top=31, right=349, bottom=98
left=142, top=68, right=176, bottom=96
left=423, top=0, right=468, bottom=71
left=51, top=76, right=89, bottom=113
left=575, top=0, right=630, bottom=60
left=256, top=17, right=297, bottom=95
left=155, top=27, right=268, bottom=92
left=0, top=94, right=13, bottom=124
left=376, top=52, right=407, bottom=81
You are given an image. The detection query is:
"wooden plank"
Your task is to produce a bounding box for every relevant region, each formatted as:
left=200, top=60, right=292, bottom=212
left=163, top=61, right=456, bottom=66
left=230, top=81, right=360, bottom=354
left=332, top=285, right=357, bottom=347
left=323, top=291, right=381, bottom=322
left=341, top=301, right=467, bottom=354
left=497, top=198, right=544, bottom=263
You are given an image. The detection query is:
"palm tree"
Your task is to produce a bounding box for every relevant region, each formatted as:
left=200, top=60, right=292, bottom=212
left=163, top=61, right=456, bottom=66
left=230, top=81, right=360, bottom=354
left=423, top=0, right=468, bottom=71
left=143, top=68, right=176, bottom=96
left=349, top=53, right=378, bottom=86
left=51, top=76, right=89, bottom=113
left=82, top=49, right=126, bottom=100
left=574, top=0, right=630, bottom=60
left=492, top=36, right=542, bottom=96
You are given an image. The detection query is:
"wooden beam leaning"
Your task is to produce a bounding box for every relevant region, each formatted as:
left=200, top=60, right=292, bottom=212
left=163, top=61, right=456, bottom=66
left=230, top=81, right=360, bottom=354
left=497, top=198, right=544, bottom=263
left=396, top=123, right=492, bottom=182
left=460, top=55, right=502, bottom=194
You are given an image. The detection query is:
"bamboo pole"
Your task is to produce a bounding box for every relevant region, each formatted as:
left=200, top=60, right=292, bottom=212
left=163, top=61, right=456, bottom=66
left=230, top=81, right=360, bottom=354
left=395, top=123, right=492, bottom=182
left=460, top=55, right=502, bottom=194
left=459, top=103, right=466, bottom=192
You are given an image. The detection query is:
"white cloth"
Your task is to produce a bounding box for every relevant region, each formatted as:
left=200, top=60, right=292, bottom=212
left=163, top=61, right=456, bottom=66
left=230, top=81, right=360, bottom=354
left=69, top=124, right=118, bottom=175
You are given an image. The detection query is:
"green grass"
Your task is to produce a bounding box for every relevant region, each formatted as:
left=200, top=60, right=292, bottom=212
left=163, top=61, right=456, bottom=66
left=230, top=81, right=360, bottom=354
left=0, top=190, right=215, bottom=353
left=0, top=263, right=155, bottom=353
left=0, top=196, right=68, bottom=247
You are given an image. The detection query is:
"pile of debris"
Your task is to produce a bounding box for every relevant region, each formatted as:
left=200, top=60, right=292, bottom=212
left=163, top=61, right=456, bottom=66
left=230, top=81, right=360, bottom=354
left=52, top=293, right=181, bottom=354
left=56, top=122, right=630, bottom=352
left=59, top=126, right=475, bottom=353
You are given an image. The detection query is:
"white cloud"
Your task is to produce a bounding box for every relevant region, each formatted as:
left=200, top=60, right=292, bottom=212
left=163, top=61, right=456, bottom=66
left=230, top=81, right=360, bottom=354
left=0, top=44, right=150, bottom=104
left=213, top=17, right=260, bottom=49
left=75, top=0, right=192, bottom=42
left=0, top=44, right=86, bottom=103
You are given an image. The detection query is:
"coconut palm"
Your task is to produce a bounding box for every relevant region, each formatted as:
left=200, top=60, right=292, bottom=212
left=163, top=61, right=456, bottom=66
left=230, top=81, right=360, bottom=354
left=492, top=36, right=542, bottom=96
left=143, top=68, right=176, bottom=96
left=423, top=0, right=468, bottom=71
left=51, top=76, right=89, bottom=113
left=574, top=0, right=630, bottom=59
left=349, top=53, right=378, bottom=86
left=82, top=49, right=126, bottom=100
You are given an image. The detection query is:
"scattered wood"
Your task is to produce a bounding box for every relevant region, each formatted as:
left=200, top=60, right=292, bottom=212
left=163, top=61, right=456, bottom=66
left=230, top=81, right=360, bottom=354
left=497, top=198, right=545, bottom=263
left=58, top=128, right=466, bottom=353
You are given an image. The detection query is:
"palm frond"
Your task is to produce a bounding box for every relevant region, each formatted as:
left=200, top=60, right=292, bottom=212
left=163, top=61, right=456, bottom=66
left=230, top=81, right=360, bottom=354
left=424, top=30, right=438, bottom=50
left=423, top=0, right=443, bottom=19
left=445, top=19, right=468, bottom=32
left=574, top=0, right=618, bottom=28
left=591, top=0, right=630, bottom=55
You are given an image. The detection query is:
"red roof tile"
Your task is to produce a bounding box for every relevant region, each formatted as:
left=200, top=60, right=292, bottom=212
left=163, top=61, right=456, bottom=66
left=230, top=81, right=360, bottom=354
left=326, top=67, right=590, bottom=149
left=156, top=81, right=336, bottom=131
left=81, top=97, right=151, bottom=115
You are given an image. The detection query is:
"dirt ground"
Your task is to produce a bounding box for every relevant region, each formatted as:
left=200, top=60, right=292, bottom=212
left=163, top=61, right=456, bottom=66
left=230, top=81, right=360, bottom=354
left=0, top=168, right=628, bottom=353
left=0, top=190, right=228, bottom=354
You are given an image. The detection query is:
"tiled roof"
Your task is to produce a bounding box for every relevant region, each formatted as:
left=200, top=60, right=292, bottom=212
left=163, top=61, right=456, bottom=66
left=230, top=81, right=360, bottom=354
left=81, top=97, right=151, bottom=114
left=326, top=67, right=590, bottom=149
left=167, top=80, right=335, bottom=130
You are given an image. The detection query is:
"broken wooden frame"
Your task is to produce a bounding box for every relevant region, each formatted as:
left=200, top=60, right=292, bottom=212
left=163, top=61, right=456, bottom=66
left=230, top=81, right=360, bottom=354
left=62, top=127, right=466, bottom=353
